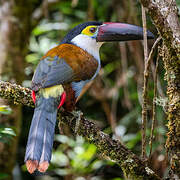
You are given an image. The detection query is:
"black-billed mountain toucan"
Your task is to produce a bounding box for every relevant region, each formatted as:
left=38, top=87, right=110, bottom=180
left=25, top=21, right=154, bottom=173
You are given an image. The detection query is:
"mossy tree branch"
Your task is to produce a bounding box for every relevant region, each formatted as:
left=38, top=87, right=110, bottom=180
left=0, top=80, right=161, bottom=180
left=140, top=0, right=180, bottom=178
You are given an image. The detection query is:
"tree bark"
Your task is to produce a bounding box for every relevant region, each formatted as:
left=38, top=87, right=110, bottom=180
left=0, top=80, right=162, bottom=180
left=0, top=0, right=37, bottom=179
left=140, top=0, right=180, bottom=179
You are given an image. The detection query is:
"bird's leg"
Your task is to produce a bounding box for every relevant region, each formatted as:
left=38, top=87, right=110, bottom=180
left=71, top=110, right=83, bottom=134
left=58, top=112, right=65, bottom=134
left=57, top=92, right=66, bottom=135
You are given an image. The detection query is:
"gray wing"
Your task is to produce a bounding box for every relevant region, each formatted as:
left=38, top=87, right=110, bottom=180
left=32, top=56, right=74, bottom=91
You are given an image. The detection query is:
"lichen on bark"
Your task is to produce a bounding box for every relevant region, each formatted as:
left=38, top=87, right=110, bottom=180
left=140, top=0, right=180, bottom=178
left=161, top=43, right=180, bottom=178
left=0, top=80, right=161, bottom=180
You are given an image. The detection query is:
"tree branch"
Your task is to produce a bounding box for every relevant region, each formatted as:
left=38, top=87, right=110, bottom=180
left=140, top=0, right=180, bottom=56
left=141, top=4, right=148, bottom=160
left=0, top=80, right=161, bottom=180
left=139, top=0, right=180, bottom=178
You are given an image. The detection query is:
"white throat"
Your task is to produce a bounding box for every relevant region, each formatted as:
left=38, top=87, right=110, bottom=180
left=71, top=34, right=103, bottom=61
left=71, top=34, right=103, bottom=98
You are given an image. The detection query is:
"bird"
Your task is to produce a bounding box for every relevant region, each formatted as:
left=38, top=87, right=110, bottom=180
left=25, top=21, right=154, bottom=174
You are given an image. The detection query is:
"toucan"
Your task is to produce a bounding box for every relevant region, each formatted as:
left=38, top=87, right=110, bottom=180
left=25, top=21, right=154, bottom=174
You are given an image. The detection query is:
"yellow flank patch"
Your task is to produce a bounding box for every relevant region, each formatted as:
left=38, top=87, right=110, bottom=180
left=41, top=85, right=64, bottom=99
left=81, top=25, right=97, bottom=36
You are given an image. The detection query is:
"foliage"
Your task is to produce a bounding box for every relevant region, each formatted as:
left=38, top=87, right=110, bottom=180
left=51, top=135, right=113, bottom=179
left=0, top=106, right=15, bottom=179
left=0, top=173, right=9, bottom=180
left=22, top=0, right=167, bottom=179
left=0, top=127, right=16, bottom=143
left=0, top=106, right=15, bottom=143
left=0, top=0, right=174, bottom=179
left=0, top=105, right=12, bottom=115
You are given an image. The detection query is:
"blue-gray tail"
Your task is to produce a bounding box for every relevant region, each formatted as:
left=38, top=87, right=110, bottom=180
left=25, top=96, right=59, bottom=173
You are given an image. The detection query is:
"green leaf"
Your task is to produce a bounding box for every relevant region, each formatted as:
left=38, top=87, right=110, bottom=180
left=91, top=160, right=104, bottom=170
left=1, top=128, right=16, bottom=136
left=52, top=151, right=69, bottom=167
left=0, top=173, right=9, bottom=179
left=0, top=126, right=16, bottom=143
left=79, top=144, right=97, bottom=160
left=54, top=168, right=71, bottom=176
left=32, top=22, right=68, bottom=36
left=55, top=135, right=75, bottom=147
left=0, top=106, right=12, bottom=115
left=125, top=132, right=141, bottom=149
left=25, top=53, right=40, bottom=64
left=104, top=61, right=119, bottom=76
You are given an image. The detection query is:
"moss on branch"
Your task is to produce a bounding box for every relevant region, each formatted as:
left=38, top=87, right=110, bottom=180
left=140, top=0, right=180, bottom=178
left=0, top=81, right=34, bottom=107
left=0, top=80, right=161, bottom=179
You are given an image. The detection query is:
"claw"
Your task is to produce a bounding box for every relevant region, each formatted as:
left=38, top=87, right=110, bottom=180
left=72, top=111, right=83, bottom=134
left=58, top=91, right=66, bottom=109
left=31, top=91, right=36, bottom=104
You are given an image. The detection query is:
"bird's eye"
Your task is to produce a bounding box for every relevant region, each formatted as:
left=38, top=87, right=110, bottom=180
left=89, top=27, right=97, bottom=33
left=81, top=26, right=97, bottom=36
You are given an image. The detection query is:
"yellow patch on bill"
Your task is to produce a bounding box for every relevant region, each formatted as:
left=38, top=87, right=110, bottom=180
left=41, top=85, right=64, bottom=99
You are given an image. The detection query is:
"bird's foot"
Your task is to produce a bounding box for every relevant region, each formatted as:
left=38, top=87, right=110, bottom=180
left=72, top=110, right=83, bottom=134
left=38, top=161, right=49, bottom=173
left=26, top=160, right=38, bottom=174
left=58, top=119, right=64, bottom=134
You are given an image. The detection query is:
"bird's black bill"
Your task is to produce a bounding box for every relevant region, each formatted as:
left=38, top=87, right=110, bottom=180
left=96, top=22, right=154, bottom=42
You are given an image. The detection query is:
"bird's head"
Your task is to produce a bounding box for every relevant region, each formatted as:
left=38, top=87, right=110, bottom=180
left=61, top=21, right=154, bottom=59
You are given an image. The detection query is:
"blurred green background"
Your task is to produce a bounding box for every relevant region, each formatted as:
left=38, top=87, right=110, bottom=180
left=1, top=0, right=179, bottom=179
